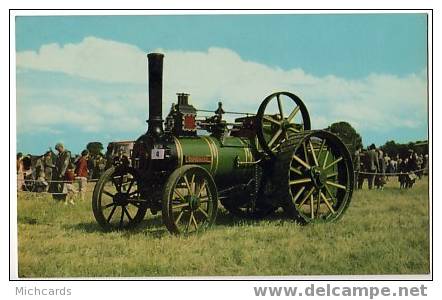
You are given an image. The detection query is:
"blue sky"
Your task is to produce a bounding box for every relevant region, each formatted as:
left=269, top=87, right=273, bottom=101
left=15, top=14, right=428, bottom=154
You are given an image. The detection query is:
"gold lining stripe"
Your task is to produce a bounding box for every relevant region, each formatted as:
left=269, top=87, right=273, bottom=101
left=248, top=147, right=253, bottom=162
left=173, top=136, right=184, bottom=167
left=206, top=137, right=219, bottom=175
left=201, top=136, right=214, bottom=173
left=244, top=140, right=253, bottom=163
left=239, top=139, right=249, bottom=164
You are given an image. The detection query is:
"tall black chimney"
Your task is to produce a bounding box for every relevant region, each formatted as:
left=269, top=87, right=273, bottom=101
left=147, top=53, right=164, bottom=137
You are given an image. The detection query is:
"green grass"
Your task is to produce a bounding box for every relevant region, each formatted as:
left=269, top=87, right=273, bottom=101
left=17, top=178, right=430, bottom=278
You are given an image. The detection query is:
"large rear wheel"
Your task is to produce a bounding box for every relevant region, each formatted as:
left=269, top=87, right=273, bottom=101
left=274, top=131, right=353, bottom=224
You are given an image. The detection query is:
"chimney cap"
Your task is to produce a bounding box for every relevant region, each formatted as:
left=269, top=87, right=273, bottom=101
left=147, top=52, right=164, bottom=58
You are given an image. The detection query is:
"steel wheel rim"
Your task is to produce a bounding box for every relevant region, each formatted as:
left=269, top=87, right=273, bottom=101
left=287, top=132, right=353, bottom=223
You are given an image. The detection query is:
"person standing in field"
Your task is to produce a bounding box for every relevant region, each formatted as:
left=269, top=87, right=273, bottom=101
left=416, top=154, right=424, bottom=179
left=424, top=154, right=429, bottom=175
left=54, top=143, right=76, bottom=203
left=34, top=154, right=49, bottom=192
left=44, top=151, right=55, bottom=183
left=366, top=144, right=379, bottom=190
left=64, top=164, right=77, bottom=205
left=75, top=150, right=89, bottom=201
left=354, top=147, right=361, bottom=190
left=16, top=152, right=24, bottom=191
left=384, top=153, right=391, bottom=181
left=398, top=158, right=407, bottom=189
left=375, top=149, right=386, bottom=190
left=405, top=149, right=417, bottom=188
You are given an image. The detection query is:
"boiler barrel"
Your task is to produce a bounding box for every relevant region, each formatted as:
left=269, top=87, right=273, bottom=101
left=173, top=136, right=255, bottom=187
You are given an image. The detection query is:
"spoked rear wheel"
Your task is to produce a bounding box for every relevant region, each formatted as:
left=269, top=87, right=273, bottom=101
left=92, top=166, right=148, bottom=230
left=275, top=131, right=353, bottom=224
left=162, top=165, right=218, bottom=235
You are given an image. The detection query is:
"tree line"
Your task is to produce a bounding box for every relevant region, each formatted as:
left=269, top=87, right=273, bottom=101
left=326, top=121, right=428, bottom=158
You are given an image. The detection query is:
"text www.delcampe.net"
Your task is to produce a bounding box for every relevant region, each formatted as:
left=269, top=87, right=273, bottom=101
left=253, top=284, right=428, bottom=298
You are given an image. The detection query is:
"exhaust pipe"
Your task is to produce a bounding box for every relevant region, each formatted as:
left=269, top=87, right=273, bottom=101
left=147, top=53, right=164, bottom=137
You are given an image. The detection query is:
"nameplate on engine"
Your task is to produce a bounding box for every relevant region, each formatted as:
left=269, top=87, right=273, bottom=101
left=151, top=149, right=165, bottom=160
left=184, top=155, right=211, bottom=164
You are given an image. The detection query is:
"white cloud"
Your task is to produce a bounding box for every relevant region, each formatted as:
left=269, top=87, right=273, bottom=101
left=17, top=37, right=146, bottom=83
left=16, top=36, right=427, bottom=140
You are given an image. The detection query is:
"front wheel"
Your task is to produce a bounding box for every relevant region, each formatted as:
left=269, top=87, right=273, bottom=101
left=162, top=165, right=218, bottom=235
left=92, top=166, right=148, bottom=230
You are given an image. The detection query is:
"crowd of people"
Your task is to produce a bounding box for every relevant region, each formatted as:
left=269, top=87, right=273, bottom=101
left=354, top=144, right=428, bottom=191
left=16, top=143, right=104, bottom=205
left=17, top=141, right=429, bottom=201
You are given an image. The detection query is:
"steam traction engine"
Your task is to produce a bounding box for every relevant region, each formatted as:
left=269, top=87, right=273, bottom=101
left=92, top=53, right=354, bottom=234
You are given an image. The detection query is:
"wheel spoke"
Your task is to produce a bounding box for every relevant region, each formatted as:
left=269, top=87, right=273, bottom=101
left=175, top=210, right=184, bottom=224
left=292, top=154, right=311, bottom=170
left=126, top=179, right=135, bottom=194
left=289, top=178, right=312, bottom=185
left=186, top=212, right=193, bottom=232
left=101, top=203, right=115, bottom=210
left=297, top=186, right=315, bottom=207
left=327, top=172, right=338, bottom=178
left=106, top=205, right=117, bottom=223
left=172, top=203, right=190, bottom=209
left=197, top=207, right=209, bottom=219
left=303, top=142, right=310, bottom=165
left=326, top=181, right=347, bottom=190
left=263, top=115, right=281, bottom=126
left=309, top=141, right=319, bottom=166
left=277, top=94, right=284, bottom=118
left=183, top=175, right=193, bottom=196
left=174, top=189, right=186, bottom=202
left=310, top=194, right=314, bottom=219
left=103, top=189, right=114, bottom=198
left=123, top=206, right=133, bottom=221
left=320, top=191, right=336, bottom=214
left=324, top=184, right=337, bottom=205
left=324, top=157, right=343, bottom=170
left=191, top=213, right=199, bottom=230
left=322, top=151, right=329, bottom=168
left=197, top=181, right=207, bottom=197
left=317, top=139, right=326, bottom=158
left=268, top=128, right=283, bottom=148
left=290, top=166, right=303, bottom=175
left=190, top=174, right=196, bottom=195
left=291, top=186, right=306, bottom=204
left=286, top=106, right=300, bottom=122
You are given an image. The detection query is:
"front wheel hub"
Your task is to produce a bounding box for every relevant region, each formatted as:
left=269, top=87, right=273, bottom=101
left=113, top=192, right=128, bottom=206
left=187, top=195, right=200, bottom=211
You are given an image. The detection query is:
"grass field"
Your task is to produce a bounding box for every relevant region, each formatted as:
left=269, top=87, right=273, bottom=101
left=16, top=177, right=430, bottom=278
